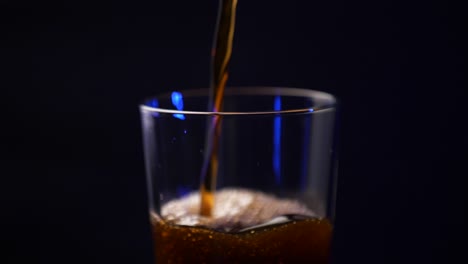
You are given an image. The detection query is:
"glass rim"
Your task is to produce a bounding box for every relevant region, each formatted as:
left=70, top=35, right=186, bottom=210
left=140, top=87, right=336, bottom=116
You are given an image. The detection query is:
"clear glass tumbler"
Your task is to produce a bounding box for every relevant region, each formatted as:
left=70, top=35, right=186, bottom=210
left=140, top=87, right=338, bottom=263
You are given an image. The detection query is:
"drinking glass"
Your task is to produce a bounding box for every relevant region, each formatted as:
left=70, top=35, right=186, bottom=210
left=140, top=87, right=338, bottom=263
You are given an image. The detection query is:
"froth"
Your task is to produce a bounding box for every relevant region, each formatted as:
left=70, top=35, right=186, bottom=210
left=161, top=188, right=315, bottom=232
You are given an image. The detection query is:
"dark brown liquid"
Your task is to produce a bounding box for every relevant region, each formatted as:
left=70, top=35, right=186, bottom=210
left=151, top=214, right=333, bottom=264
left=200, top=0, right=237, bottom=216
left=199, top=0, right=238, bottom=216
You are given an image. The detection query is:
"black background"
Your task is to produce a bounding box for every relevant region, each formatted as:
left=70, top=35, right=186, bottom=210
left=2, top=0, right=466, bottom=263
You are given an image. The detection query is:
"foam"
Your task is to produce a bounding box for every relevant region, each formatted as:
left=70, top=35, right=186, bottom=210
left=161, top=188, right=316, bottom=232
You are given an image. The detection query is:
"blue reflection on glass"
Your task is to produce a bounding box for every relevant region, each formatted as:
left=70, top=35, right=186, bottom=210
left=173, top=113, right=185, bottom=120
left=149, top=99, right=159, bottom=108
left=273, top=96, right=282, bottom=184
left=171, top=91, right=185, bottom=120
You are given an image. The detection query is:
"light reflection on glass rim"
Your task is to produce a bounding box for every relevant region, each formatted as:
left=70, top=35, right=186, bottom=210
left=140, top=87, right=336, bottom=116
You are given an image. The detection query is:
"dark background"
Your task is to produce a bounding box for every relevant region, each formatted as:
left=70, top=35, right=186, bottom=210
left=2, top=0, right=466, bottom=263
